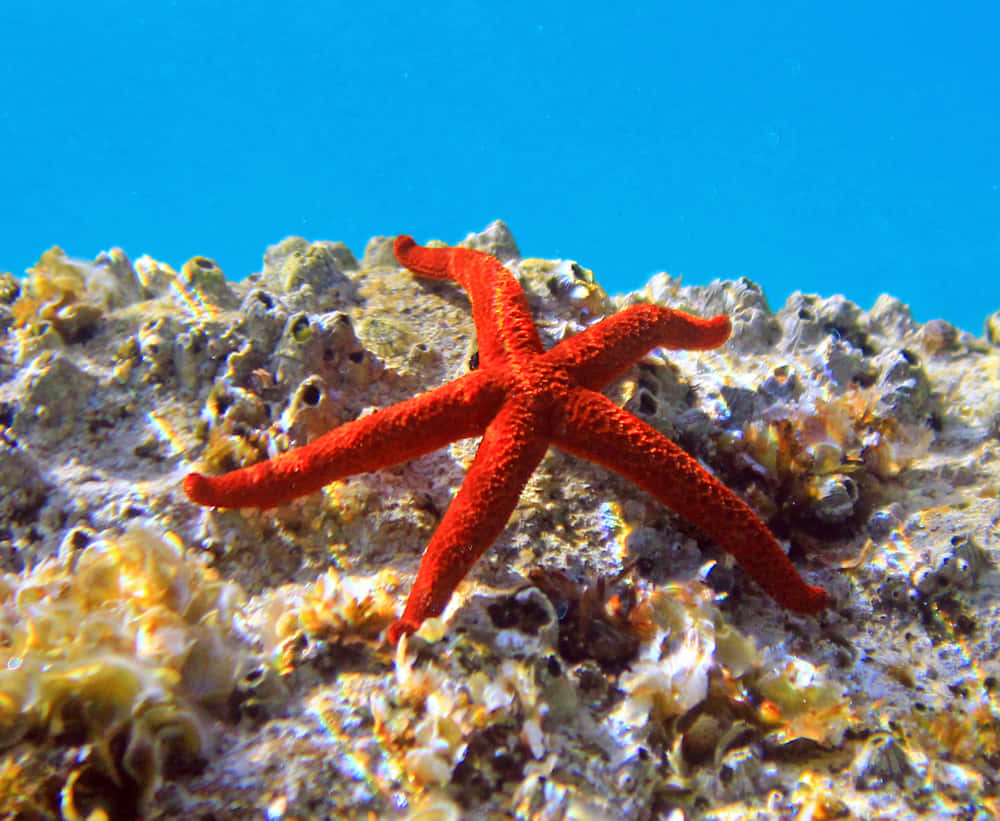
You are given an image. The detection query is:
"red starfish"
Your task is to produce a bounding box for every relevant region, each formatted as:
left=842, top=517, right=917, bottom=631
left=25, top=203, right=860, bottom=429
left=184, top=236, right=829, bottom=642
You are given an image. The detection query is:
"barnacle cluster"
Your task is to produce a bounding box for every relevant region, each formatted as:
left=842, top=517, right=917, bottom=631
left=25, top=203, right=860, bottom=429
left=612, top=583, right=850, bottom=767
left=718, top=360, right=935, bottom=541
left=375, top=635, right=548, bottom=790
left=258, top=567, right=401, bottom=673
left=0, top=524, right=253, bottom=817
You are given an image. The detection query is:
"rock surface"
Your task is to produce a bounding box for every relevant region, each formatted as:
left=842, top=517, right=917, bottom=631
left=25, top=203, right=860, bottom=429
left=1, top=224, right=998, bottom=820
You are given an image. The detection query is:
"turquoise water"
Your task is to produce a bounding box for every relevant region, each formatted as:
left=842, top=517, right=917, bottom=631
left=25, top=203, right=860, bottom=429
left=2, top=2, right=997, bottom=332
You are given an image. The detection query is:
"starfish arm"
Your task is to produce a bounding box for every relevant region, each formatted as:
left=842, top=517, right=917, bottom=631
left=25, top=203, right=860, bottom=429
left=387, top=403, right=550, bottom=642
left=184, top=369, right=506, bottom=510
left=551, top=387, right=830, bottom=614
left=395, top=235, right=544, bottom=365
left=544, top=303, right=731, bottom=390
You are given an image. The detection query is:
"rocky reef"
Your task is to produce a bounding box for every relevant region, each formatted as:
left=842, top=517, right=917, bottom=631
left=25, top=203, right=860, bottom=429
left=0, top=224, right=998, bottom=819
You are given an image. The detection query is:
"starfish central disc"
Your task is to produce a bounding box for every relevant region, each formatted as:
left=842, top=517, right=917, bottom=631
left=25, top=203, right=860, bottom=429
left=183, top=235, right=830, bottom=643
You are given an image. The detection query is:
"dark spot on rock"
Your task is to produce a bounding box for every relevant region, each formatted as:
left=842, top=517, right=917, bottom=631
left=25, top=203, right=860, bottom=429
left=11, top=495, right=45, bottom=526
left=638, top=376, right=659, bottom=395
left=954, top=613, right=977, bottom=635
left=301, top=383, right=321, bottom=406
left=212, top=392, right=232, bottom=415
left=638, top=391, right=657, bottom=416
left=70, top=528, right=91, bottom=551
left=133, top=438, right=163, bottom=461
left=852, top=369, right=879, bottom=388
left=469, top=350, right=480, bottom=371
left=487, top=594, right=551, bottom=635
left=348, top=351, right=364, bottom=363
left=255, top=291, right=274, bottom=309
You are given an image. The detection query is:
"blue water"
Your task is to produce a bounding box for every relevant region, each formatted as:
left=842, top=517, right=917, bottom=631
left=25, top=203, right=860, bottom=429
left=2, top=2, right=997, bottom=332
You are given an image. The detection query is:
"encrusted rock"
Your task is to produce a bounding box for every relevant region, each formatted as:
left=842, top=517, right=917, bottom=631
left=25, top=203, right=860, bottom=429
left=0, top=439, right=49, bottom=533
left=137, top=317, right=177, bottom=384
left=12, top=350, right=97, bottom=436
left=360, top=235, right=398, bottom=268
left=272, top=311, right=374, bottom=390
left=173, top=325, right=227, bottom=394
left=134, top=254, right=177, bottom=297
left=2, top=223, right=1000, bottom=819
left=702, top=277, right=782, bottom=354
left=913, top=534, right=989, bottom=596
left=0, top=272, right=20, bottom=305
left=921, top=318, right=960, bottom=354
left=813, top=335, right=871, bottom=388
left=460, top=218, right=520, bottom=262
left=870, top=347, right=933, bottom=425
left=89, top=247, right=145, bottom=308
left=778, top=291, right=869, bottom=353
left=260, top=238, right=359, bottom=312
left=237, top=288, right=289, bottom=352
left=865, top=292, right=919, bottom=338
left=278, top=375, right=343, bottom=445
left=12, top=318, right=64, bottom=365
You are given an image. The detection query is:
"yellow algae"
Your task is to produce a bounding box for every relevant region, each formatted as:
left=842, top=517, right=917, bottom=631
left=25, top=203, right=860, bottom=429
left=0, top=524, right=254, bottom=807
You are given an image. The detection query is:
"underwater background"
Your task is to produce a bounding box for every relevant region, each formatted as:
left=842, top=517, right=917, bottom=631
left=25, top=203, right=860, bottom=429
left=2, top=0, right=997, bottom=332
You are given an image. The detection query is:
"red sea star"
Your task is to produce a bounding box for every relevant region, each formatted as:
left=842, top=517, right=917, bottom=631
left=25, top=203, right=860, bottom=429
left=184, top=236, right=830, bottom=643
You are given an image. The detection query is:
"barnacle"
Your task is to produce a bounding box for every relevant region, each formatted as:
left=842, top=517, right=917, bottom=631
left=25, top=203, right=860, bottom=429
left=0, top=524, right=253, bottom=809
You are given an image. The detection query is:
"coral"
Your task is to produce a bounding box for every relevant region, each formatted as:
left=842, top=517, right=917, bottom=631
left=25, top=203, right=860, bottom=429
left=0, top=524, right=254, bottom=811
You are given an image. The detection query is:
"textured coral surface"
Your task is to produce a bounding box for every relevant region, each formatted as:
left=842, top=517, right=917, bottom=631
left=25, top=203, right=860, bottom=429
left=1, top=224, right=998, bottom=819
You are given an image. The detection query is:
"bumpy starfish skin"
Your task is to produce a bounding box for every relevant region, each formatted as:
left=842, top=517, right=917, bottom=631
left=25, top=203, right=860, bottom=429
left=184, top=236, right=829, bottom=643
